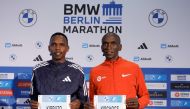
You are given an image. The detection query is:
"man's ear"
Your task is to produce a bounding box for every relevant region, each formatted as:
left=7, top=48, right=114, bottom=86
left=119, top=44, right=122, bottom=51
left=101, top=44, right=104, bottom=52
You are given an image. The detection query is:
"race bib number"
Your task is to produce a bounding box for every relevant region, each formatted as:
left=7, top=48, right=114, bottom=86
left=94, top=95, right=126, bottom=109
left=38, top=95, right=70, bottom=109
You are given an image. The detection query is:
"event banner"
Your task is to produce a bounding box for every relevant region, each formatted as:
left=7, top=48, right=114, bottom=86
left=38, top=95, right=70, bottom=109
left=94, top=95, right=126, bottom=109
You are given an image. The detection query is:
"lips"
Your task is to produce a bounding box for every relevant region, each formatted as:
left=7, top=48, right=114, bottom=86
left=104, top=51, right=113, bottom=54
left=53, top=52, right=62, bottom=56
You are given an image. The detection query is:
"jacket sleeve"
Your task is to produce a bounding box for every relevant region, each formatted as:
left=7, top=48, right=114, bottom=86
left=136, top=66, right=150, bottom=109
left=30, top=70, right=39, bottom=101
left=77, top=69, right=88, bottom=108
left=89, top=69, right=96, bottom=104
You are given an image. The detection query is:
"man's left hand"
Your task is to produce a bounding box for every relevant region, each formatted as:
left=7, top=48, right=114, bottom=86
left=126, top=98, right=139, bottom=109
left=70, top=99, right=81, bottom=109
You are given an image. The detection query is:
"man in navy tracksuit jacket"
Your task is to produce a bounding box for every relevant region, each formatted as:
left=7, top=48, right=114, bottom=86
left=30, top=32, right=88, bottom=109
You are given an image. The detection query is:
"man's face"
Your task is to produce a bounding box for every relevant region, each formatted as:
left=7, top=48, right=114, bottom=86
left=48, top=35, right=69, bottom=63
left=101, top=35, right=121, bottom=61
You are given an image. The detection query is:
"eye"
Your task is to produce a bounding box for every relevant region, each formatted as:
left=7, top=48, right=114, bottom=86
left=102, top=43, right=108, bottom=47
left=51, top=43, right=56, bottom=46
left=60, top=43, right=66, bottom=46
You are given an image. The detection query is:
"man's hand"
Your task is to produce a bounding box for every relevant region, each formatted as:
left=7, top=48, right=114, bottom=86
left=70, top=99, right=81, bottom=109
left=84, top=102, right=95, bottom=109
left=30, top=100, right=39, bottom=109
left=126, top=98, right=139, bottom=109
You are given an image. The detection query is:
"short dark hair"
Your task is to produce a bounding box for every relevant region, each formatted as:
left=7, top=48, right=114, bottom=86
left=49, top=32, right=68, bottom=45
left=102, top=32, right=121, bottom=44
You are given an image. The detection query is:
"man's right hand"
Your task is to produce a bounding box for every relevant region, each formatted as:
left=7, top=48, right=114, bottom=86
left=30, top=100, right=39, bottom=109
left=84, top=102, right=95, bottom=109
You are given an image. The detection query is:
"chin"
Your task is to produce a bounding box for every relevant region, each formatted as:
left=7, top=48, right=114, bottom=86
left=106, top=56, right=114, bottom=59
left=53, top=57, right=62, bottom=60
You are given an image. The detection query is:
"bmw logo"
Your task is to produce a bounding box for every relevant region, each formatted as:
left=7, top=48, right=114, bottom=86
left=149, top=9, right=168, bottom=27
left=35, top=41, right=43, bottom=49
left=9, top=54, right=17, bottom=62
left=19, top=9, right=37, bottom=27
left=86, top=55, right=94, bottom=62
left=165, top=55, right=173, bottom=63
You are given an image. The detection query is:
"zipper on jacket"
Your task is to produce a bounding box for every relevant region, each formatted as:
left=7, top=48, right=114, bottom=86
left=112, top=61, right=116, bottom=93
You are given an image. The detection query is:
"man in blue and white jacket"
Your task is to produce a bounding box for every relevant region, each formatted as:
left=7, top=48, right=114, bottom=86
left=30, top=32, right=88, bottom=109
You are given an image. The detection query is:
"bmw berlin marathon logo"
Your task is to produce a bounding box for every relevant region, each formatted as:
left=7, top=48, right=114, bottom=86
left=19, top=9, right=37, bottom=27
left=149, top=9, right=168, bottom=27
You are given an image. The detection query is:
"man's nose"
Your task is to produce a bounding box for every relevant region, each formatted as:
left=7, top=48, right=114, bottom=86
left=106, top=43, right=112, bottom=49
left=55, top=45, right=61, bottom=49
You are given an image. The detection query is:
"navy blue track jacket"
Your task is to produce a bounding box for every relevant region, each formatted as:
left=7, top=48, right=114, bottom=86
left=30, top=60, right=88, bottom=106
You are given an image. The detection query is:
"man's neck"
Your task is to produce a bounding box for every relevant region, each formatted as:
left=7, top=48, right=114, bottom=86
left=52, top=59, right=65, bottom=63
left=106, top=56, right=119, bottom=62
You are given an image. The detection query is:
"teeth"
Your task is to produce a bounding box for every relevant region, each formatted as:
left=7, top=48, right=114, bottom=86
left=55, top=53, right=61, bottom=55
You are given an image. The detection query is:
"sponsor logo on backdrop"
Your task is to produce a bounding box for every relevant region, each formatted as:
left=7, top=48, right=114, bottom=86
left=0, top=81, right=13, bottom=89
left=133, top=56, right=151, bottom=62
left=35, top=41, right=43, bottom=49
left=160, top=43, right=179, bottom=49
left=171, top=100, right=190, bottom=107
left=16, top=98, right=30, bottom=105
left=20, top=90, right=30, bottom=96
left=0, top=73, right=14, bottom=79
left=16, top=89, right=31, bottom=96
left=18, top=73, right=32, bottom=80
left=33, top=55, right=43, bottom=61
left=16, top=106, right=31, bottom=109
left=146, top=83, right=167, bottom=89
left=149, top=91, right=167, bottom=98
left=171, top=83, right=190, bottom=90
left=63, top=1, right=123, bottom=33
left=86, top=55, right=94, bottom=62
left=138, top=43, right=148, bottom=49
left=82, top=43, right=100, bottom=48
left=17, top=81, right=31, bottom=88
left=0, top=106, right=13, bottom=109
left=171, top=91, right=190, bottom=98
left=5, top=43, right=23, bottom=48
left=0, top=89, right=13, bottom=96
left=149, top=9, right=168, bottom=27
left=0, top=97, right=15, bottom=105
left=19, top=9, right=37, bottom=27
left=171, top=74, right=190, bottom=81
left=9, top=54, right=17, bottom=62
left=66, top=57, right=74, bottom=61
left=145, top=74, right=167, bottom=82
left=148, top=100, right=167, bottom=107
left=165, top=55, right=173, bottom=63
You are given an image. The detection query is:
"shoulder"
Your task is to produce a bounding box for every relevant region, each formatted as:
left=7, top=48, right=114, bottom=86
left=33, top=61, right=49, bottom=71
left=67, top=61, right=84, bottom=74
left=91, top=62, right=103, bottom=70
left=89, top=62, right=105, bottom=75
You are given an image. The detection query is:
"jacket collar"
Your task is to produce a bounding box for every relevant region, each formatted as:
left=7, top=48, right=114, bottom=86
left=104, top=56, right=122, bottom=64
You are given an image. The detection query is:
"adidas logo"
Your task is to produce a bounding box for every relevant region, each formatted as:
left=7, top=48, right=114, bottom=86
left=33, top=55, right=43, bottom=61
left=138, top=43, right=148, bottom=49
left=62, top=76, right=71, bottom=82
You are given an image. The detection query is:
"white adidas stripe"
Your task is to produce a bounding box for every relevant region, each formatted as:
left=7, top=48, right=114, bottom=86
left=68, top=64, right=84, bottom=74
left=33, top=61, right=49, bottom=70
